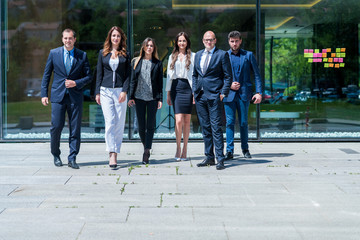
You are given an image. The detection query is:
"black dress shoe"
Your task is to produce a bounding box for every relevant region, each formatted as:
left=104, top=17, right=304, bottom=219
left=197, top=159, right=216, bottom=167
left=216, top=160, right=225, bottom=170
left=54, top=156, right=63, bottom=167
left=68, top=161, right=80, bottom=169
left=224, top=152, right=233, bottom=160
left=243, top=150, right=252, bottom=159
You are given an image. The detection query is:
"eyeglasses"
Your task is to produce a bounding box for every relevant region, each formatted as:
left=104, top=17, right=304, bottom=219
left=203, top=38, right=215, bottom=42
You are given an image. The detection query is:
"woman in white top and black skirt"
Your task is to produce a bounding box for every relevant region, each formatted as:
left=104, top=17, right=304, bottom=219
left=166, top=32, right=195, bottom=161
left=95, top=26, right=130, bottom=168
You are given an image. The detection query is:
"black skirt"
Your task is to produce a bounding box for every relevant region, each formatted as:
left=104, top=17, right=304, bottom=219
left=170, top=78, right=193, bottom=114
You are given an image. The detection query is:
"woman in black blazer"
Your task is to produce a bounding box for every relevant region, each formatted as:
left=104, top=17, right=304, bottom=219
left=128, top=37, right=163, bottom=164
left=95, top=26, right=131, bottom=168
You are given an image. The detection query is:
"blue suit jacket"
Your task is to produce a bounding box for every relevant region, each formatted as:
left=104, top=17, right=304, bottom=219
left=41, top=46, right=92, bottom=103
left=223, top=49, right=262, bottom=102
left=192, top=47, right=232, bottom=100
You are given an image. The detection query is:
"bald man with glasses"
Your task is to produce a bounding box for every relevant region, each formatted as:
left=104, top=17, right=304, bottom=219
left=192, top=31, right=232, bottom=170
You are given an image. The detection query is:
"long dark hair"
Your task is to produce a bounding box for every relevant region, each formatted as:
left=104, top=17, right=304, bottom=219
left=134, top=37, right=159, bottom=69
left=170, top=32, right=192, bottom=70
left=102, top=26, right=127, bottom=57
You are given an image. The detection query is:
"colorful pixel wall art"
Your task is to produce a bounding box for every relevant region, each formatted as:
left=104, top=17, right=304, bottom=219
left=304, top=48, right=346, bottom=68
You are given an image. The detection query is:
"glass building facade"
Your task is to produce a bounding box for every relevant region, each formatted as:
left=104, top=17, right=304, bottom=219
left=1, top=0, right=360, bottom=141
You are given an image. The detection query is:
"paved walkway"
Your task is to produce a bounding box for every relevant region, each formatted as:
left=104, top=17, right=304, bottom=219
left=0, top=142, right=360, bottom=240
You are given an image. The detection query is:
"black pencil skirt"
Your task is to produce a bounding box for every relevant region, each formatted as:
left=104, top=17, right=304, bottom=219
left=170, top=78, right=193, bottom=114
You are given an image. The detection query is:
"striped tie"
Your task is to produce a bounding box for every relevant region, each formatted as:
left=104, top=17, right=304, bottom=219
left=65, top=51, right=71, bottom=75
left=202, top=51, right=210, bottom=74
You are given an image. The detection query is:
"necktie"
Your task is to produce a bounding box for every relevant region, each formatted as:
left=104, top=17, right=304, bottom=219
left=202, top=51, right=210, bottom=74
left=65, top=51, right=71, bottom=75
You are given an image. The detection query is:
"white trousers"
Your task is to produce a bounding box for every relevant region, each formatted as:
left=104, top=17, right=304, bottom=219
left=100, top=87, right=127, bottom=153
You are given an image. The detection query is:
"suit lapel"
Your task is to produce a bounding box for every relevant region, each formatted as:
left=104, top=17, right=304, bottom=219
left=205, top=47, right=217, bottom=74
left=196, top=50, right=204, bottom=75
left=59, top=47, right=67, bottom=75
left=238, top=49, right=245, bottom=74
left=151, top=59, right=156, bottom=73
left=70, top=48, right=78, bottom=74
left=136, top=59, right=143, bottom=77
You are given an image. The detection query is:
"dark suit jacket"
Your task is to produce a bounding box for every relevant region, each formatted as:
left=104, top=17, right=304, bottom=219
left=41, top=46, right=92, bottom=103
left=192, top=47, right=232, bottom=100
left=223, top=49, right=262, bottom=102
left=95, top=49, right=131, bottom=95
left=129, top=58, right=163, bottom=102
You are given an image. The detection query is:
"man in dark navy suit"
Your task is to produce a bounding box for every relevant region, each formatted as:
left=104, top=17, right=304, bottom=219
left=223, top=31, right=262, bottom=160
left=192, top=31, right=232, bottom=170
left=41, top=29, right=92, bottom=169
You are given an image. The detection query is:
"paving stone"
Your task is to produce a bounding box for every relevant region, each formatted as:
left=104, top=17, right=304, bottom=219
left=0, top=207, right=129, bottom=223
left=0, top=142, right=360, bottom=239
left=78, top=223, right=227, bottom=240
left=0, top=185, right=18, bottom=196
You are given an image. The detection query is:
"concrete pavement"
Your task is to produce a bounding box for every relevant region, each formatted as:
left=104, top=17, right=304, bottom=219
left=1, top=142, right=360, bottom=239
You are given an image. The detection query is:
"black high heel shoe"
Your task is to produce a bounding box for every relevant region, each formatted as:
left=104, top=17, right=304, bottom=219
left=109, top=152, right=118, bottom=168
left=142, top=149, right=150, bottom=164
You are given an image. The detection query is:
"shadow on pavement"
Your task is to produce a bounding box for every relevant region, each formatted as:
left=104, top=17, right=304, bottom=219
left=224, top=159, right=272, bottom=168
left=251, top=153, right=294, bottom=158
left=79, top=160, right=140, bottom=166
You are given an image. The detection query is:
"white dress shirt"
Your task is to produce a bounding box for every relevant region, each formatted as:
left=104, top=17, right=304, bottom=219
left=166, top=52, right=195, bottom=91
left=200, top=47, right=215, bottom=74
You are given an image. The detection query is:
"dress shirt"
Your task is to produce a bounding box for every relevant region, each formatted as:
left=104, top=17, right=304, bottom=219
left=200, top=47, right=215, bottom=73
left=165, top=52, right=195, bottom=91
left=63, top=47, right=74, bottom=67
left=230, top=50, right=241, bottom=83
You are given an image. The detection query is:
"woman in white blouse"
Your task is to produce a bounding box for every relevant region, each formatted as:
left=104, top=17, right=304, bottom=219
left=95, top=26, right=130, bottom=168
left=166, top=32, right=195, bottom=161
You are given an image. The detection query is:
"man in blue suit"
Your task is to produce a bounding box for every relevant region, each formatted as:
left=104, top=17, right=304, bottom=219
left=41, top=29, right=92, bottom=169
left=193, top=31, right=232, bottom=170
left=223, top=31, right=262, bottom=160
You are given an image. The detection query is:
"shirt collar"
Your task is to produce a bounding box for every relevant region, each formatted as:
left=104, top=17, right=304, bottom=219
left=204, top=46, right=216, bottom=54
left=64, top=46, right=74, bottom=55
left=230, top=49, right=241, bottom=56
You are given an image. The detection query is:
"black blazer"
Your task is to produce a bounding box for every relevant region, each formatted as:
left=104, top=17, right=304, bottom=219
left=95, top=49, right=131, bottom=95
left=129, top=58, right=163, bottom=102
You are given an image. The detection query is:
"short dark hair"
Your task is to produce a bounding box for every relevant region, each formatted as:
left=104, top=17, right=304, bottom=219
left=228, top=31, right=241, bottom=40
left=62, top=28, right=76, bottom=38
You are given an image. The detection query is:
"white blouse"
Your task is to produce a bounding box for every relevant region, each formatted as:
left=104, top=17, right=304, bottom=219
left=165, top=52, right=195, bottom=91
left=109, top=57, right=119, bottom=88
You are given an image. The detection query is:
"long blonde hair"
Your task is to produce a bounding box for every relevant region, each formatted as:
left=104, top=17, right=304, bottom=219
left=133, top=37, right=159, bottom=70
left=170, top=32, right=192, bottom=70
left=102, top=26, right=127, bottom=57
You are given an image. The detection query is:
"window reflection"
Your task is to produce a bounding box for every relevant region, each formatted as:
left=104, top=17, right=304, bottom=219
left=4, top=0, right=359, bottom=140
left=263, top=0, right=360, bottom=138
left=132, top=0, right=257, bottom=139
left=4, top=0, right=128, bottom=139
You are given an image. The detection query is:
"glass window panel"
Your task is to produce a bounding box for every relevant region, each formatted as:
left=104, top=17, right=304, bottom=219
left=262, top=0, right=360, bottom=138
left=3, top=0, right=128, bottom=140
left=132, top=0, right=257, bottom=139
